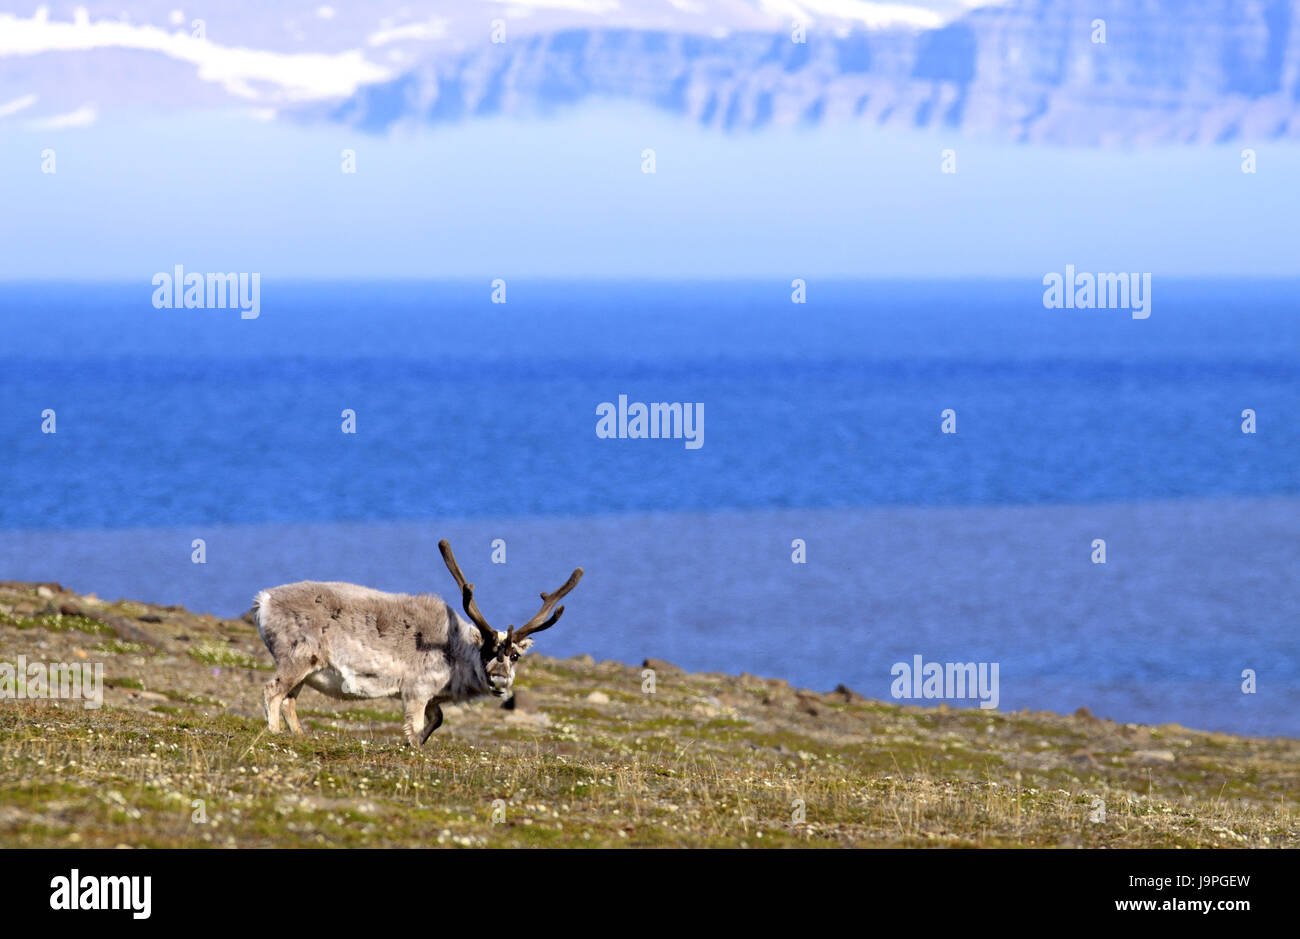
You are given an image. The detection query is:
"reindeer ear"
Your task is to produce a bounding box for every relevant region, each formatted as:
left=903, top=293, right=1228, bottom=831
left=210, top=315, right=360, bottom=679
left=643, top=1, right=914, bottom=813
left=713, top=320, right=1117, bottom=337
left=515, top=637, right=535, bottom=653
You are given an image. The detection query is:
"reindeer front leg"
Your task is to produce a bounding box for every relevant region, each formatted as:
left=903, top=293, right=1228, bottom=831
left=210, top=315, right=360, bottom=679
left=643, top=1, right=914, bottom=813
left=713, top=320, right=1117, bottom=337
left=402, top=696, right=429, bottom=747
left=420, top=702, right=444, bottom=745
left=403, top=696, right=445, bottom=747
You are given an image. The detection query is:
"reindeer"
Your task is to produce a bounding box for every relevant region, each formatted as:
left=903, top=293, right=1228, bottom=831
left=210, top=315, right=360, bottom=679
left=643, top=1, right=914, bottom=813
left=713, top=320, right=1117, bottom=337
left=251, top=539, right=583, bottom=746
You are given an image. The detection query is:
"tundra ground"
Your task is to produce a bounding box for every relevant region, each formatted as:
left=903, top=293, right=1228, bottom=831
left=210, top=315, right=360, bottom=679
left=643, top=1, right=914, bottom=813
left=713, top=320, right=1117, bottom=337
left=0, top=581, right=1295, bottom=848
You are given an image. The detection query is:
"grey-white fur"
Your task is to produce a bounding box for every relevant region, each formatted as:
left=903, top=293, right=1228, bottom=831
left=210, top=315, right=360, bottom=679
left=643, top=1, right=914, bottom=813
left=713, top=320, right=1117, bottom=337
left=252, top=543, right=582, bottom=746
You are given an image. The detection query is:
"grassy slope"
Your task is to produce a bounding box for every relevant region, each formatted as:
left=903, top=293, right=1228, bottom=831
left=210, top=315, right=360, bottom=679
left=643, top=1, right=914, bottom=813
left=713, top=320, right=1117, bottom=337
left=0, top=581, right=1295, bottom=848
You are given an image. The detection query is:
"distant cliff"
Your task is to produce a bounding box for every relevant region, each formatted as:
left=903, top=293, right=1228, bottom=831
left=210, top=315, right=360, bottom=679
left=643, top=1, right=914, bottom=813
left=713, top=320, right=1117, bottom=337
left=318, top=0, right=1300, bottom=144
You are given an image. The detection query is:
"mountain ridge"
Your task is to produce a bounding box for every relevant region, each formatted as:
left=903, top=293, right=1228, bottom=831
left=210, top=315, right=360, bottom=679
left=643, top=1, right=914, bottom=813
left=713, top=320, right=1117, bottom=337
left=320, top=2, right=1300, bottom=143
left=2, top=1, right=1299, bottom=144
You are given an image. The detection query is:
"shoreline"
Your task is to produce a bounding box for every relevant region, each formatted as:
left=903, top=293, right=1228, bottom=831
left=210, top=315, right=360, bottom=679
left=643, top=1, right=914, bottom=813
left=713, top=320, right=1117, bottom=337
left=3, top=495, right=1297, bottom=739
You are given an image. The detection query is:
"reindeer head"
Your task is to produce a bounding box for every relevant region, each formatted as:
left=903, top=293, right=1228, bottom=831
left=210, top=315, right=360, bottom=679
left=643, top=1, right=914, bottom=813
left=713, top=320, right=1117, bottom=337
left=438, top=539, right=583, bottom=698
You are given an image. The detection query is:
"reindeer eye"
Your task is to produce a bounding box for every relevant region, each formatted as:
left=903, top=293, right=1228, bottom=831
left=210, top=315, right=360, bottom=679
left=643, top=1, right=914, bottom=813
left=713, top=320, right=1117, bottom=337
left=510, top=653, right=519, bottom=662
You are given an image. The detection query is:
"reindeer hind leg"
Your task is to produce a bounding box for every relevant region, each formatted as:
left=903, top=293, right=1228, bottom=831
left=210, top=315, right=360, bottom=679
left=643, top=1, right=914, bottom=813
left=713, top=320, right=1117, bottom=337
left=281, top=680, right=309, bottom=735
left=263, top=678, right=284, bottom=733
left=265, top=660, right=317, bottom=734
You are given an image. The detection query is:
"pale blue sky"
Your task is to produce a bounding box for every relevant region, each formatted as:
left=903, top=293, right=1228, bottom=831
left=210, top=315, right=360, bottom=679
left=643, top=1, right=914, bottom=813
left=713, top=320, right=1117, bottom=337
left=2, top=104, right=1296, bottom=280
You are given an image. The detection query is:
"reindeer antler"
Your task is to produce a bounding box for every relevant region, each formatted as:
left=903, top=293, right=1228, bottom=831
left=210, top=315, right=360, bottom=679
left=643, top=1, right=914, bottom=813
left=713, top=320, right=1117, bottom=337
left=438, top=539, right=497, bottom=647
left=513, top=567, right=584, bottom=641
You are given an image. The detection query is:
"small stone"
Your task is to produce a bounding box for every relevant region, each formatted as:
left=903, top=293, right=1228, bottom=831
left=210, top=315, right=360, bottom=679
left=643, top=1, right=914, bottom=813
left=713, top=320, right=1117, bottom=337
left=503, top=709, right=552, bottom=728
left=795, top=692, right=822, bottom=717
left=829, top=683, right=865, bottom=703
left=642, top=658, right=682, bottom=675
left=586, top=691, right=610, bottom=704
left=1133, top=749, right=1176, bottom=763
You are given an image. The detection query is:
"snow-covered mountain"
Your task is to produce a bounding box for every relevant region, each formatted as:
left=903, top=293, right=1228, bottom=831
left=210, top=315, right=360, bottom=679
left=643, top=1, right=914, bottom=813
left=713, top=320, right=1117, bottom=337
left=3, top=0, right=1299, bottom=144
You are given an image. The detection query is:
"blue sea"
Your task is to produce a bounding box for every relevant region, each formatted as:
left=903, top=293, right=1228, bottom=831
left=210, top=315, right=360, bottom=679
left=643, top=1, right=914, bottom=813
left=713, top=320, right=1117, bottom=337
left=1, top=280, right=1297, bottom=736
